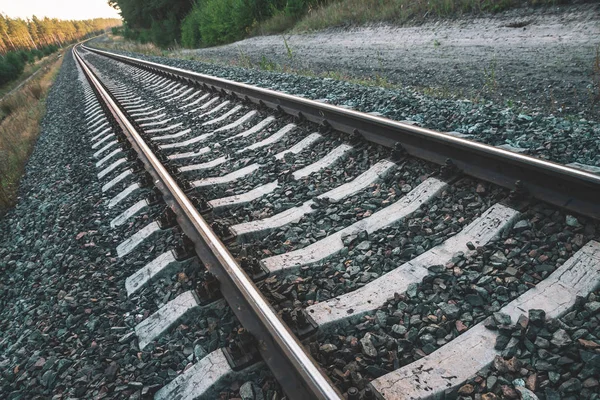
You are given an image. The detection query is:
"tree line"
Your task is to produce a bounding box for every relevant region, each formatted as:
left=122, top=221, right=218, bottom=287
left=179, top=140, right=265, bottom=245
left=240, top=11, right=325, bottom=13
left=0, top=16, right=121, bottom=86
left=108, top=0, right=323, bottom=48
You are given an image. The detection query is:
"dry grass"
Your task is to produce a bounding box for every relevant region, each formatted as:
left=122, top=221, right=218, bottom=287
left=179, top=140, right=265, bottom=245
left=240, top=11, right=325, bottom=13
left=0, top=55, right=64, bottom=210
left=252, top=12, right=299, bottom=36
left=94, top=34, right=166, bottom=56
left=292, top=0, right=571, bottom=32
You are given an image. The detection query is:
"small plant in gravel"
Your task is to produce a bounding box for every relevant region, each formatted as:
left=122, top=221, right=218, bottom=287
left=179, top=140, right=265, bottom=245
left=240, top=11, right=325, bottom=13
left=236, top=45, right=254, bottom=69
left=283, top=35, right=294, bottom=61
left=482, top=56, right=499, bottom=95
left=259, top=55, right=279, bottom=71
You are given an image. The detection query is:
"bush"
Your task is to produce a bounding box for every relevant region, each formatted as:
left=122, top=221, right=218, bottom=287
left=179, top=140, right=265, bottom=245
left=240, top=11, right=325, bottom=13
left=150, top=14, right=180, bottom=48
left=31, top=49, right=43, bottom=61
left=187, top=0, right=281, bottom=46
left=0, top=52, right=26, bottom=86
left=178, top=0, right=323, bottom=46
left=181, top=6, right=203, bottom=48
left=196, top=0, right=240, bottom=46
left=41, top=44, right=58, bottom=56
left=285, top=0, right=311, bottom=17
left=17, top=51, right=29, bottom=64
left=138, top=29, right=152, bottom=44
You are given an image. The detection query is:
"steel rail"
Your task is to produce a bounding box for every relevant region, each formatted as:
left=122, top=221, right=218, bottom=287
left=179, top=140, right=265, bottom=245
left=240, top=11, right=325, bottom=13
left=74, top=47, right=342, bottom=400
left=82, top=44, right=600, bottom=220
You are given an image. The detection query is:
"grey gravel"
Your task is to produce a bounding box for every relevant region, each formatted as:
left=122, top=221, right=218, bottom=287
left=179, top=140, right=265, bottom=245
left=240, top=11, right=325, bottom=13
left=462, top=290, right=600, bottom=399
left=308, top=203, right=598, bottom=394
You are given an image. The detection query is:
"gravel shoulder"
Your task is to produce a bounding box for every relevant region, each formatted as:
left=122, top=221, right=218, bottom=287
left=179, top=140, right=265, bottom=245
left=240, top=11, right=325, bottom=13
left=90, top=37, right=600, bottom=169
left=173, top=3, right=600, bottom=118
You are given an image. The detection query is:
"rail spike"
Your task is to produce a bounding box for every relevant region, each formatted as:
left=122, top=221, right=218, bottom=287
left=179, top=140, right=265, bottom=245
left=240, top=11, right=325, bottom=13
left=173, top=233, right=196, bottom=261
left=391, top=142, right=407, bottom=161
left=439, top=158, right=460, bottom=180
left=239, top=256, right=269, bottom=281
left=506, top=179, right=531, bottom=211
left=223, top=328, right=261, bottom=371
left=196, top=271, right=221, bottom=305
left=281, top=307, right=318, bottom=339
left=157, top=206, right=178, bottom=229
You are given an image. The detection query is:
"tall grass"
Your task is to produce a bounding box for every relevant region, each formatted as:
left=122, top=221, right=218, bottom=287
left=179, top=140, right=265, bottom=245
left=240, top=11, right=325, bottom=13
left=292, top=0, right=571, bottom=32
left=95, top=34, right=165, bottom=56
left=0, top=56, right=63, bottom=210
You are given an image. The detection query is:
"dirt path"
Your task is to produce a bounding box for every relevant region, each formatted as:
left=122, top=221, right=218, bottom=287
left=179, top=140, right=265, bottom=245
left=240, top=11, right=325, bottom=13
left=179, top=3, right=600, bottom=117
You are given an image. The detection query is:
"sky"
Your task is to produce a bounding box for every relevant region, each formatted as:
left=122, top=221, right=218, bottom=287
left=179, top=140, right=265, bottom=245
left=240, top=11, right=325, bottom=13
left=0, top=0, right=121, bottom=20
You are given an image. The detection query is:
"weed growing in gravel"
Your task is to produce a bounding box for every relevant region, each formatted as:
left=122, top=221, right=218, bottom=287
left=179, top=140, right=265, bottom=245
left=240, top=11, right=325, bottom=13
left=482, top=56, right=498, bottom=94
left=0, top=56, right=63, bottom=210
left=422, top=84, right=460, bottom=100
left=283, top=35, right=294, bottom=61
left=236, top=46, right=254, bottom=69
left=259, top=56, right=279, bottom=71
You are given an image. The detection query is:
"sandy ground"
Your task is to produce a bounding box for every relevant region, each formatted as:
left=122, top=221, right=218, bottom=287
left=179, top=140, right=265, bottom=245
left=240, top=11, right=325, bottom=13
left=178, top=3, right=600, bottom=117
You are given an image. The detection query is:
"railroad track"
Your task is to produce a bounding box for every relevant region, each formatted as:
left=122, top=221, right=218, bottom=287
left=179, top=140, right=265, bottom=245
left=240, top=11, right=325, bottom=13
left=73, top=44, right=600, bottom=400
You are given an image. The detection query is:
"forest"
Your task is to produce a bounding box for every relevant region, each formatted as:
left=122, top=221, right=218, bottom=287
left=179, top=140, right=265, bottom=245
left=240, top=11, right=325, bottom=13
left=109, top=0, right=576, bottom=49
left=108, top=0, right=321, bottom=48
left=0, top=16, right=120, bottom=86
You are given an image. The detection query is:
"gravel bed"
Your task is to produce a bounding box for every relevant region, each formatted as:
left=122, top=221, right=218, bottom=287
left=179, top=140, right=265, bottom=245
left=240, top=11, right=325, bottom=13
left=195, top=133, right=345, bottom=201
left=249, top=178, right=505, bottom=311
left=185, top=124, right=316, bottom=180
left=218, top=141, right=396, bottom=226
left=307, top=205, right=599, bottom=394
left=460, top=291, right=600, bottom=400
left=9, top=44, right=590, bottom=400
left=87, top=44, right=600, bottom=169
left=171, top=116, right=293, bottom=166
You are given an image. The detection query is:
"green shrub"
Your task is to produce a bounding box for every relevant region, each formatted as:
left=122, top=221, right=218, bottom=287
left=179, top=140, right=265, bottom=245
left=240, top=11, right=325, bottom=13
left=285, top=0, right=310, bottom=17
left=197, top=0, right=240, bottom=46
left=183, top=0, right=299, bottom=47
left=31, top=49, right=43, bottom=60
left=181, top=6, right=203, bottom=48
left=151, top=14, right=180, bottom=48
left=0, top=52, right=26, bottom=86
left=138, top=29, right=152, bottom=44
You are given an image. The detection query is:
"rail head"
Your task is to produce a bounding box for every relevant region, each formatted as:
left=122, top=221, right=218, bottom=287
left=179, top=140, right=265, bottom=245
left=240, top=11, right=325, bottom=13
left=82, top=43, right=600, bottom=220
left=73, top=46, right=343, bottom=400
